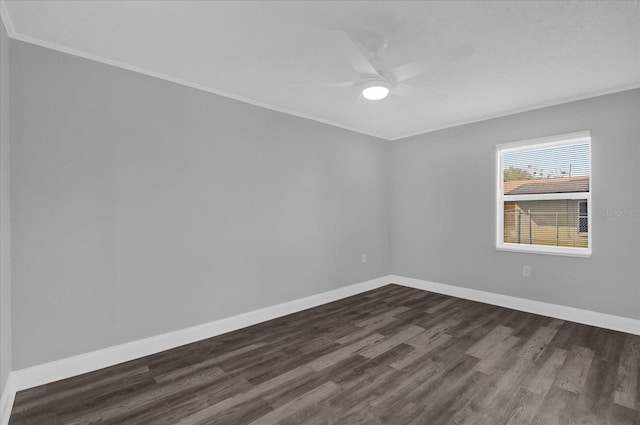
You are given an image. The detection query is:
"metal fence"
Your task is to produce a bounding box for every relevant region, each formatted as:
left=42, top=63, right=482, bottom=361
left=504, top=210, right=588, bottom=248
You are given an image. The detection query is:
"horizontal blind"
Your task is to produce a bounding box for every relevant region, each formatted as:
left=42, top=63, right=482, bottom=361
left=499, top=138, right=590, bottom=252
left=503, top=142, right=590, bottom=195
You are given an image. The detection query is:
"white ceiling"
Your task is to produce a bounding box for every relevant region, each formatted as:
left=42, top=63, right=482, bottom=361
left=2, top=1, right=639, bottom=140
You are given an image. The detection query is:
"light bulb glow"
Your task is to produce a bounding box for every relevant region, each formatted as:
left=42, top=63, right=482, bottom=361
left=362, top=85, right=390, bottom=100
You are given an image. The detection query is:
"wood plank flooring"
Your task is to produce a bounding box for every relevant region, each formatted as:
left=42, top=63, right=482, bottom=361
left=9, top=284, right=640, bottom=425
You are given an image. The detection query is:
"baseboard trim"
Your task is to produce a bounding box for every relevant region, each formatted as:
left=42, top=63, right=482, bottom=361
left=0, top=374, right=15, bottom=425
left=391, top=275, right=640, bottom=336
left=10, top=276, right=390, bottom=393
left=5, top=273, right=638, bottom=420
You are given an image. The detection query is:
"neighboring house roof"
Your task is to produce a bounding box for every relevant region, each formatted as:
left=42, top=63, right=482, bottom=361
left=504, top=176, right=589, bottom=195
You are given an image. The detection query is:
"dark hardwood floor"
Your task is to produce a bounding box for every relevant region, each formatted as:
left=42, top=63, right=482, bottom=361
left=9, top=284, right=640, bottom=424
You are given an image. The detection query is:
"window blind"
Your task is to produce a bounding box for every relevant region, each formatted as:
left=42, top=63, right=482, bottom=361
left=498, top=135, right=591, bottom=256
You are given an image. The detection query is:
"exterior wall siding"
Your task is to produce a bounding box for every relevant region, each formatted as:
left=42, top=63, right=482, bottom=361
left=504, top=199, right=588, bottom=248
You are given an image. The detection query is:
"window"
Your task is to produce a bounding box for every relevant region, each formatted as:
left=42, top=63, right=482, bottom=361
left=496, top=131, right=591, bottom=257
left=578, top=201, right=588, bottom=233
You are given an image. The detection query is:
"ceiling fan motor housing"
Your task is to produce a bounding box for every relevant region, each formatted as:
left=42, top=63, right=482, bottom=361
left=362, top=78, right=390, bottom=100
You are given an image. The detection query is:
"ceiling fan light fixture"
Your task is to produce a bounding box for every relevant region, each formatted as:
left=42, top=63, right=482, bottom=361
left=362, top=80, right=390, bottom=100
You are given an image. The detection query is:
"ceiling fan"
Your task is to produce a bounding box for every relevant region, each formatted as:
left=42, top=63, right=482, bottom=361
left=313, top=30, right=475, bottom=101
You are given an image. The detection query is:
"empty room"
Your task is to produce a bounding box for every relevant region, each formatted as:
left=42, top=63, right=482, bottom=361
left=0, top=1, right=639, bottom=424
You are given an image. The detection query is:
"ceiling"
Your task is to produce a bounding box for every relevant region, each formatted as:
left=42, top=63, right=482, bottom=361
left=2, top=1, right=639, bottom=140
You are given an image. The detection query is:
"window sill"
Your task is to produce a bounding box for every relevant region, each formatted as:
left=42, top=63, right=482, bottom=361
left=496, top=243, right=591, bottom=258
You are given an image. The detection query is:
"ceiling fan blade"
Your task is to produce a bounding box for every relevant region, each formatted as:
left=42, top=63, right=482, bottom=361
left=392, top=82, right=444, bottom=99
left=327, top=30, right=380, bottom=77
left=289, top=81, right=359, bottom=88
left=391, top=43, right=475, bottom=83
left=392, top=82, right=421, bottom=98
left=348, top=94, right=369, bottom=115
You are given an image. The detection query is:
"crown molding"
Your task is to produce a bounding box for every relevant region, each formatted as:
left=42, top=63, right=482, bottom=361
left=1, top=0, right=639, bottom=142
left=0, top=1, right=16, bottom=37
left=390, top=83, right=640, bottom=141
left=0, top=3, right=387, bottom=142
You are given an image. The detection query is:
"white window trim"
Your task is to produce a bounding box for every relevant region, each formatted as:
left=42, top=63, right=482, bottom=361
left=496, top=131, right=592, bottom=258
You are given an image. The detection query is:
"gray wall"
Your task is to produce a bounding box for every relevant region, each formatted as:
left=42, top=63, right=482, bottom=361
left=11, top=40, right=390, bottom=369
left=0, top=17, right=11, bottom=395
left=391, top=89, right=640, bottom=320
left=6, top=33, right=639, bottom=373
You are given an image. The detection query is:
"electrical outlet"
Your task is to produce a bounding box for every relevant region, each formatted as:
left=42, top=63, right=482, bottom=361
left=362, top=254, right=367, bottom=264
left=522, top=266, right=531, bottom=278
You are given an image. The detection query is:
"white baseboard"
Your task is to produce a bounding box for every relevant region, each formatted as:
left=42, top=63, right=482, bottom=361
left=3, top=273, right=638, bottom=422
left=390, top=275, right=640, bottom=336
left=0, top=374, right=15, bottom=425
left=10, top=275, right=390, bottom=393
